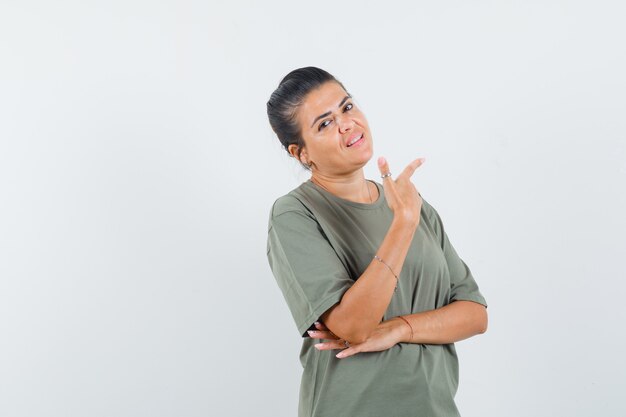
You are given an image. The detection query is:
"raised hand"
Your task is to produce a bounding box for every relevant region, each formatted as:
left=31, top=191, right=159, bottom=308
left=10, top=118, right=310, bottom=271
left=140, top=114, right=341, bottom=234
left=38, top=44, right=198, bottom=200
left=377, top=157, right=425, bottom=227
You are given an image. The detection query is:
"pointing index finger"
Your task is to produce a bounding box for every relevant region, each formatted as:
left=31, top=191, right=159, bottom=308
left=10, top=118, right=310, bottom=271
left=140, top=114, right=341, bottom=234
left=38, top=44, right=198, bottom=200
left=399, top=158, right=425, bottom=179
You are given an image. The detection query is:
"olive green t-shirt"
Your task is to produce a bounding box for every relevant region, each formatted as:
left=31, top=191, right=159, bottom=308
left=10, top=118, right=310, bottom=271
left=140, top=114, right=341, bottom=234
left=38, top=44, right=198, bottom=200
left=266, top=179, right=487, bottom=417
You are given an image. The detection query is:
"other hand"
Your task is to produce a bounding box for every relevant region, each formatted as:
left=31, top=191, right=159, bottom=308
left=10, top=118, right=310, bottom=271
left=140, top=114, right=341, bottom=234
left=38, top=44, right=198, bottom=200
left=309, top=319, right=405, bottom=359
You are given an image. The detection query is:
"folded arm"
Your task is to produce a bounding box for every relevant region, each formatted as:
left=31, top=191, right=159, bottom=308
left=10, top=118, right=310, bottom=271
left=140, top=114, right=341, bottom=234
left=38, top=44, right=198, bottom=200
left=392, top=300, right=487, bottom=344
left=317, top=159, right=429, bottom=345
left=312, top=300, right=487, bottom=358
left=319, top=215, right=417, bottom=344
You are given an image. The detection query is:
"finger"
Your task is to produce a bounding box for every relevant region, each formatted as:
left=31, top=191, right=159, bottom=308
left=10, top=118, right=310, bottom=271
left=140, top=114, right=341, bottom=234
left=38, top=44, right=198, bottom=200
left=314, top=321, right=328, bottom=330
left=314, top=322, right=338, bottom=339
left=314, top=340, right=350, bottom=351
left=401, top=157, right=425, bottom=179
left=307, top=330, right=339, bottom=339
left=377, top=157, right=393, bottom=181
left=378, top=156, right=403, bottom=204
left=398, top=157, right=425, bottom=179
left=336, top=348, right=358, bottom=359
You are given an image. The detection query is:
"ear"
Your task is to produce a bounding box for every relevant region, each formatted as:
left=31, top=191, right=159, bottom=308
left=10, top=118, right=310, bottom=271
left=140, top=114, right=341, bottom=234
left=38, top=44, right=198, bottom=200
left=288, top=144, right=309, bottom=165
left=287, top=144, right=299, bottom=159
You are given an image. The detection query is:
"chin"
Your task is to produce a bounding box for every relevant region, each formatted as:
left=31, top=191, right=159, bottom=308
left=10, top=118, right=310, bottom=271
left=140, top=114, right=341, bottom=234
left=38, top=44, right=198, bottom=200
left=361, top=148, right=374, bottom=163
left=355, top=154, right=373, bottom=169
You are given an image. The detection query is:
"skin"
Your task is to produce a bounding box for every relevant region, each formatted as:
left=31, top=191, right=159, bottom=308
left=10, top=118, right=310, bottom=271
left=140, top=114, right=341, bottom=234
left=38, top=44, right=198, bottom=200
left=289, top=81, right=488, bottom=359
left=288, top=81, right=377, bottom=203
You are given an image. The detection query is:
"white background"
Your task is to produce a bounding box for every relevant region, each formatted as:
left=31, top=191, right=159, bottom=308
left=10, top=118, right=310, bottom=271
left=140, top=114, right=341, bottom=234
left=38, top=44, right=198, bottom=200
left=1, top=1, right=625, bottom=416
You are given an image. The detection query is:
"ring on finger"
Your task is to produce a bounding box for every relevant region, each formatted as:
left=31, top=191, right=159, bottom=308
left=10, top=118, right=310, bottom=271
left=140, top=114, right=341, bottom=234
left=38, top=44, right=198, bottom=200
left=343, top=340, right=350, bottom=348
left=381, top=172, right=392, bottom=179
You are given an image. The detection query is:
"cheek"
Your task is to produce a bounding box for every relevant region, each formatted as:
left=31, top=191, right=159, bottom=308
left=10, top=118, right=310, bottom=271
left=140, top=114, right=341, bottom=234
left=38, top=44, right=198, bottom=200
left=305, top=138, right=328, bottom=158
left=353, top=112, right=367, bottom=125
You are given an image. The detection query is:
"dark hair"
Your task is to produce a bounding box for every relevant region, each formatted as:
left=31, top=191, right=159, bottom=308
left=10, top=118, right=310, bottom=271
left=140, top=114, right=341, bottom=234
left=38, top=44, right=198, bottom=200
left=266, top=66, right=348, bottom=170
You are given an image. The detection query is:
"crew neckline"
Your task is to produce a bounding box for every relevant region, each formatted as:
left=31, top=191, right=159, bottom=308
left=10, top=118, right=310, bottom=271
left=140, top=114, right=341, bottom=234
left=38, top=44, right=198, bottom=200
left=304, top=179, right=386, bottom=210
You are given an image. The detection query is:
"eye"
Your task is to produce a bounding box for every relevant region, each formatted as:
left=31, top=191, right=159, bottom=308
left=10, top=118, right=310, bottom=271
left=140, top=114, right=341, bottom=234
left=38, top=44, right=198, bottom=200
left=318, top=103, right=354, bottom=131
left=318, top=119, right=331, bottom=131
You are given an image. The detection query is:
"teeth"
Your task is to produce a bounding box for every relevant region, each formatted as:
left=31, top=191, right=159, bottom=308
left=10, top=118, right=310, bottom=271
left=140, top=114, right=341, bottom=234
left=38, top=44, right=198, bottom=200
left=348, top=134, right=363, bottom=147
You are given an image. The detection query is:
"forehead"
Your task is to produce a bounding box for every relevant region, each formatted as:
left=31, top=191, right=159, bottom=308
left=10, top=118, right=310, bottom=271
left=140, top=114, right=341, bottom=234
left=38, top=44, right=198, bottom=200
left=298, top=81, right=347, bottom=122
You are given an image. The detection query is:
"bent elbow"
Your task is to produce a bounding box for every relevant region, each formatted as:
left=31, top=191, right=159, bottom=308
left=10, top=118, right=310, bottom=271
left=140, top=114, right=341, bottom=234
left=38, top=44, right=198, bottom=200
left=478, top=322, right=488, bottom=334
left=345, top=333, right=369, bottom=345
left=477, top=308, right=488, bottom=334
left=323, top=323, right=370, bottom=346
left=328, top=323, right=368, bottom=345
left=321, top=305, right=374, bottom=345
left=340, top=325, right=373, bottom=345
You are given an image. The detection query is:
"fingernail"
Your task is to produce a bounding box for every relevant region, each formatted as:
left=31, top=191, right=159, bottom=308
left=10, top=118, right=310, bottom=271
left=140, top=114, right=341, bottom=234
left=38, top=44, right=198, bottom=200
left=314, top=321, right=320, bottom=325
left=336, top=352, right=345, bottom=358
left=315, top=343, right=323, bottom=349
left=307, top=330, right=315, bottom=335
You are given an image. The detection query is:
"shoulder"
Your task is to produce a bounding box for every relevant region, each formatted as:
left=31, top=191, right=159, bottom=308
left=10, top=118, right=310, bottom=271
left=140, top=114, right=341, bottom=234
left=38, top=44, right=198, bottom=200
left=269, top=183, right=316, bottom=220
left=266, top=186, right=327, bottom=241
left=271, top=195, right=307, bottom=217
left=420, top=195, right=439, bottom=223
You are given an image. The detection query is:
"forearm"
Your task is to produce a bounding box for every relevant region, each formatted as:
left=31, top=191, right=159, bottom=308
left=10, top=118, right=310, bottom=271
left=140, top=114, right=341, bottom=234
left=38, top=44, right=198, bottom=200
left=321, top=216, right=417, bottom=344
left=392, top=300, right=488, bottom=344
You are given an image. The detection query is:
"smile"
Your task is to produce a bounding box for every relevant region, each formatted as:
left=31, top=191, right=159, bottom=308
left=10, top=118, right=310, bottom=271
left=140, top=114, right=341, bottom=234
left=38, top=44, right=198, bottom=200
left=347, top=134, right=364, bottom=147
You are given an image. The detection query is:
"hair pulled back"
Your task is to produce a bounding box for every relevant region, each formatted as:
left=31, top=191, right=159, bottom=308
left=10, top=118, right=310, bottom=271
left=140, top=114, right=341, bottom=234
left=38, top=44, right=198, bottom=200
left=266, top=66, right=348, bottom=170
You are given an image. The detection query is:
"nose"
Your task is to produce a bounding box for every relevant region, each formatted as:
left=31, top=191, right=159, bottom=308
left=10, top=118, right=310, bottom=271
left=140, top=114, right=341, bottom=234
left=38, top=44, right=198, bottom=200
left=336, top=114, right=354, bottom=134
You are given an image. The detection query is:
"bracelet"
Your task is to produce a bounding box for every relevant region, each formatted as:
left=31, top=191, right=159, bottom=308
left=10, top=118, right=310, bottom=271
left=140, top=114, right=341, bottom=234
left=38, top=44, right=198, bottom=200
left=396, top=315, right=414, bottom=343
left=373, top=255, right=399, bottom=292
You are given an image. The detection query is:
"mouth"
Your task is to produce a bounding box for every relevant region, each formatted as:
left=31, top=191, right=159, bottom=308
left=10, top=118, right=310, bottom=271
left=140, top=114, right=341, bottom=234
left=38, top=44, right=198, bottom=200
left=346, top=133, right=364, bottom=147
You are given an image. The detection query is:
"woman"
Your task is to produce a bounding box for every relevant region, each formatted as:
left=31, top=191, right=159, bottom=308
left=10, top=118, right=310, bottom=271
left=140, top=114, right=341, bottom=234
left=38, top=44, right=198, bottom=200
left=266, top=67, right=488, bottom=417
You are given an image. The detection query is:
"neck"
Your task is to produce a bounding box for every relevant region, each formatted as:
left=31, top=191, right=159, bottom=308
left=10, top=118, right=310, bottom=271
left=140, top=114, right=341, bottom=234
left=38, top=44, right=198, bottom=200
left=310, top=169, right=376, bottom=204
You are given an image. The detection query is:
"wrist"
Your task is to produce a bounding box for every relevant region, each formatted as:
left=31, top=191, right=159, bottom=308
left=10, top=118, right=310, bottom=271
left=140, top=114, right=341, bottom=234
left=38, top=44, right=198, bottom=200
left=390, top=216, right=418, bottom=238
left=392, top=316, right=413, bottom=343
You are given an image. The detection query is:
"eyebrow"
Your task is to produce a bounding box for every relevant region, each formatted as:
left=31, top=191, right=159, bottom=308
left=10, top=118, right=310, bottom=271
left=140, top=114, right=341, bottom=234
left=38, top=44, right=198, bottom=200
left=310, top=94, right=352, bottom=128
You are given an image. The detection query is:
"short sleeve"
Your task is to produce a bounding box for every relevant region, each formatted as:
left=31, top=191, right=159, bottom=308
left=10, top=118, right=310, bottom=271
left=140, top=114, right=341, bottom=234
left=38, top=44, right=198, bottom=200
left=266, top=198, right=354, bottom=338
left=422, top=198, right=488, bottom=308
